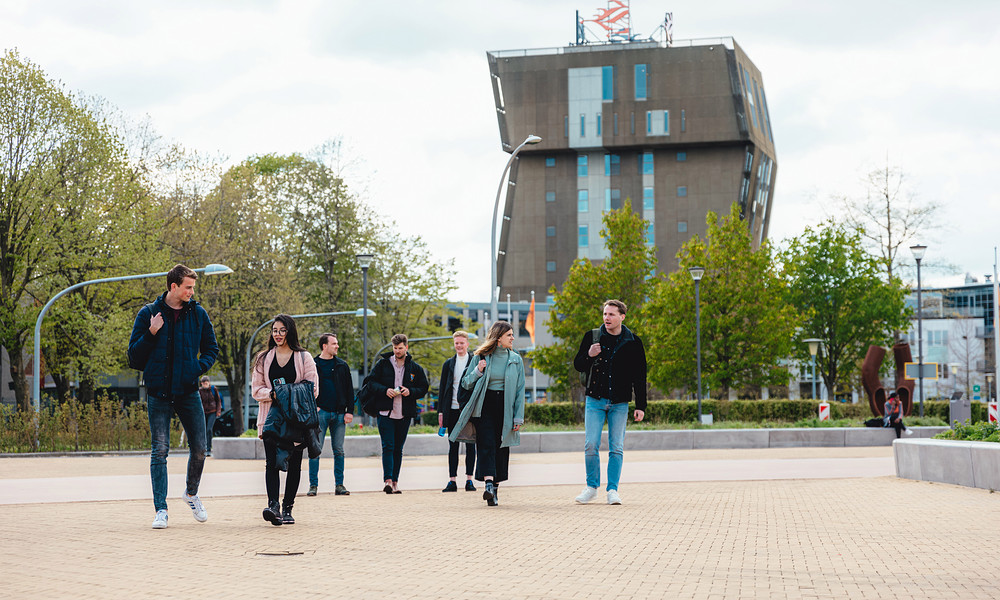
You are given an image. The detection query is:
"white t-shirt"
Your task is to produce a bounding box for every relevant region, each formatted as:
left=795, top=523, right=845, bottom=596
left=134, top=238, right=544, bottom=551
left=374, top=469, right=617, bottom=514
left=451, top=353, right=470, bottom=410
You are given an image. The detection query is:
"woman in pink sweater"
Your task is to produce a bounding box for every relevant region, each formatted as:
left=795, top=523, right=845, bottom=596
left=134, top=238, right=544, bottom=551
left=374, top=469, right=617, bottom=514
left=251, top=314, right=319, bottom=526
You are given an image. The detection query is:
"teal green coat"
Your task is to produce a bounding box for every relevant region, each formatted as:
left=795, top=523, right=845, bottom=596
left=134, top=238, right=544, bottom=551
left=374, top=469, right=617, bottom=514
left=449, top=348, right=525, bottom=448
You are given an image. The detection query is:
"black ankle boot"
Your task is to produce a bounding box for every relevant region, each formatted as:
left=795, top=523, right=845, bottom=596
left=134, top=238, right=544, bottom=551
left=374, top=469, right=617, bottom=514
left=493, top=484, right=500, bottom=505
left=483, top=481, right=497, bottom=506
left=263, top=501, right=282, bottom=526
left=281, top=503, right=295, bottom=525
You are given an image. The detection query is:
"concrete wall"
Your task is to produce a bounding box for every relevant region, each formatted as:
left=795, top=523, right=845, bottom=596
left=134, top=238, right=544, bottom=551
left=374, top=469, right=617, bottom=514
left=894, top=438, right=1000, bottom=490
left=214, top=427, right=948, bottom=460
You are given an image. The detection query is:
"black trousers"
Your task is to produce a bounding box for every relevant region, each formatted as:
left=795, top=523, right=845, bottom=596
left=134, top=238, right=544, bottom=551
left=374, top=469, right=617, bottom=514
left=890, top=420, right=907, bottom=438
left=445, top=407, right=476, bottom=478
left=264, top=438, right=304, bottom=506
left=473, top=390, right=509, bottom=483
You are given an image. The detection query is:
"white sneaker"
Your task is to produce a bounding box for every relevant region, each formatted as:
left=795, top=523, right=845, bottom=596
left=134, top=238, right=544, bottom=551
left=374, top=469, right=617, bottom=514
left=575, top=487, right=598, bottom=504
left=607, top=490, right=622, bottom=505
left=904, top=429, right=914, bottom=436
left=183, top=493, right=208, bottom=522
left=151, top=510, right=168, bottom=529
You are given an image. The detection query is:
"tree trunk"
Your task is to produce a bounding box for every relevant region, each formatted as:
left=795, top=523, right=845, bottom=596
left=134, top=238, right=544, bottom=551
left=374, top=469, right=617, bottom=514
left=78, top=378, right=95, bottom=405
left=7, top=340, right=31, bottom=412
left=50, top=373, right=72, bottom=404
left=225, top=368, right=245, bottom=436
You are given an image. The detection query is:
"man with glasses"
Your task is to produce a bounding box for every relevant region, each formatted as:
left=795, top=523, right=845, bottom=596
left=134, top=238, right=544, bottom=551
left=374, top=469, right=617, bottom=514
left=128, top=264, right=219, bottom=529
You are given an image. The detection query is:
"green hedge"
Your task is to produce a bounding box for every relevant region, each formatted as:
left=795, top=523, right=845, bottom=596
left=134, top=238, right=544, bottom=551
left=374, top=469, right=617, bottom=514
left=422, top=399, right=989, bottom=426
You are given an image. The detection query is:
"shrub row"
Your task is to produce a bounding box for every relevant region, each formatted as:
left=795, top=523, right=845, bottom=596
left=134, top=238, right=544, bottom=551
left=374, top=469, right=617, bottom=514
left=1, top=396, right=182, bottom=453
left=421, top=400, right=987, bottom=426
left=935, top=420, right=1000, bottom=442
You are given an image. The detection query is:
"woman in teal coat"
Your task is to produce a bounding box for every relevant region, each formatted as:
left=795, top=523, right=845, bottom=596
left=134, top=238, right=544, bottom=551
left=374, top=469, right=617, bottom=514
left=451, top=320, right=525, bottom=506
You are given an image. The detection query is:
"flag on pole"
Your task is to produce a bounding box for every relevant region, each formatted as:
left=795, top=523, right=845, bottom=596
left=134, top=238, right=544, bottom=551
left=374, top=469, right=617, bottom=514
left=526, top=293, right=536, bottom=346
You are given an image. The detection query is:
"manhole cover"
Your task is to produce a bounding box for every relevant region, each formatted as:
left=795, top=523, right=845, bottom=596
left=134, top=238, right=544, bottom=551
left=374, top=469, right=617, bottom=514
left=254, top=550, right=311, bottom=557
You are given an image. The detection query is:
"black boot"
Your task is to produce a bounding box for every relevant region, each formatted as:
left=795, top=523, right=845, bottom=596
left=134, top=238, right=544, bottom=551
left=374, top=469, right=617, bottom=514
left=483, top=481, right=497, bottom=506
left=262, top=500, right=282, bottom=526
left=442, top=481, right=458, bottom=492
left=493, top=483, right=499, bottom=505
left=281, top=502, right=295, bottom=525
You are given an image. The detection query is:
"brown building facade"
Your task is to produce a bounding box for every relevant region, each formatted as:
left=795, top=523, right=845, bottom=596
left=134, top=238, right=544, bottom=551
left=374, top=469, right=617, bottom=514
left=487, top=38, right=776, bottom=302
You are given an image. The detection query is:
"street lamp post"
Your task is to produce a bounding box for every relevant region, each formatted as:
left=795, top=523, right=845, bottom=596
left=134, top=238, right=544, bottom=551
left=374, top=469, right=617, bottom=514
left=951, top=364, right=959, bottom=398
left=688, top=267, right=705, bottom=423
left=32, top=264, right=233, bottom=412
left=356, top=254, right=374, bottom=423
left=911, top=244, right=927, bottom=417
left=987, top=373, right=995, bottom=402
left=803, top=338, right=823, bottom=400
left=491, top=134, right=541, bottom=324
left=243, top=308, right=374, bottom=432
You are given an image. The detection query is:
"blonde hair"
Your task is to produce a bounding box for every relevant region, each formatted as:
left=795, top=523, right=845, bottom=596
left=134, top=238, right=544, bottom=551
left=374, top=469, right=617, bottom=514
left=474, top=321, right=512, bottom=357
left=453, top=330, right=469, bottom=340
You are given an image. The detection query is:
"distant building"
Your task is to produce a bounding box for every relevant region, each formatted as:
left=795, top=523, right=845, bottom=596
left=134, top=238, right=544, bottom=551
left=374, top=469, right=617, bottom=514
left=488, top=35, right=776, bottom=301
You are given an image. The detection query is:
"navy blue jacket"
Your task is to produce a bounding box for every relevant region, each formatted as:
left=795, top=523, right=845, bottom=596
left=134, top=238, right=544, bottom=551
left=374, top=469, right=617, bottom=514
left=127, top=293, right=220, bottom=397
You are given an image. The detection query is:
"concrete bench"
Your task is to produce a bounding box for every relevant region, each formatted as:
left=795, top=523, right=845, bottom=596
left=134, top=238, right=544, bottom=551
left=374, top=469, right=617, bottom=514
left=894, top=438, right=1000, bottom=490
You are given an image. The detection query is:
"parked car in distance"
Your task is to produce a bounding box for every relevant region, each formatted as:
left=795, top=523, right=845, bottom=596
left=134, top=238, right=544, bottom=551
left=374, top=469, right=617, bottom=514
left=213, top=405, right=259, bottom=438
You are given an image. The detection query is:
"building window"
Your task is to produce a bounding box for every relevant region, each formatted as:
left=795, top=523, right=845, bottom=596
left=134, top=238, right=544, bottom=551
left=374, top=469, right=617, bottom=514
left=578, top=189, right=589, bottom=212
left=678, top=221, right=688, bottom=233
left=645, top=223, right=654, bottom=245
left=545, top=157, right=555, bottom=167
left=602, top=65, right=614, bottom=101
left=677, top=151, right=687, bottom=161
left=663, top=110, right=670, bottom=134
left=604, top=188, right=621, bottom=211
left=634, top=64, right=647, bottom=100
left=630, top=112, right=635, bottom=135
left=681, top=109, right=686, bottom=132
left=604, top=153, right=620, bottom=176
left=613, top=113, right=619, bottom=136
left=579, top=225, right=589, bottom=247
left=642, top=152, right=654, bottom=174
left=545, top=191, right=555, bottom=202
left=643, top=187, right=654, bottom=210
left=596, top=113, right=602, bottom=136
left=546, top=226, right=556, bottom=237
left=580, top=114, right=586, bottom=137
left=578, top=154, right=588, bottom=177
left=646, top=111, right=652, bottom=134
left=546, top=261, right=556, bottom=272
left=564, top=116, right=568, bottom=138
left=677, top=186, right=687, bottom=197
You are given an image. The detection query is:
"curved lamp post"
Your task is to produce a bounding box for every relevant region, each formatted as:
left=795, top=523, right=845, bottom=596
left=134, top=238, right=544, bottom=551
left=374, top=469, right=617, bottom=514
left=910, top=243, right=927, bottom=417
left=32, top=264, right=233, bottom=412
left=688, top=266, right=704, bottom=423
left=491, top=134, right=541, bottom=324
left=243, top=308, right=374, bottom=432
left=803, top=338, right=823, bottom=400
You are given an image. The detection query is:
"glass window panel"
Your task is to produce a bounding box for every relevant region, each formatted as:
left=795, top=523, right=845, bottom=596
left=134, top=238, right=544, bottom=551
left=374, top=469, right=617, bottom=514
left=677, top=186, right=687, bottom=197
left=677, top=151, right=687, bottom=161
left=634, top=64, right=647, bottom=100
left=578, top=225, right=589, bottom=247
left=545, top=191, right=555, bottom=202
left=545, top=157, right=555, bottom=167
left=578, top=189, right=589, bottom=212
left=678, top=221, right=688, bottom=233
left=546, top=226, right=555, bottom=237
left=643, top=187, right=654, bottom=210
left=602, top=65, right=614, bottom=101
left=546, top=261, right=556, bottom=272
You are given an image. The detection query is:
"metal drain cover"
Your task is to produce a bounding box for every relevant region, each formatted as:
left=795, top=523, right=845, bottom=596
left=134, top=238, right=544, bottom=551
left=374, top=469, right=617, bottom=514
left=255, top=550, right=309, bottom=557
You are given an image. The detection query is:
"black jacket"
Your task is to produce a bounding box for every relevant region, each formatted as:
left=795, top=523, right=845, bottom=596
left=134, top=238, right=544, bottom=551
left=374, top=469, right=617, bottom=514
left=436, top=354, right=474, bottom=421
left=315, top=356, right=356, bottom=415
left=261, top=381, right=323, bottom=470
left=573, top=324, right=648, bottom=410
left=364, top=352, right=429, bottom=418
left=127, top=293, right=219, bottom=397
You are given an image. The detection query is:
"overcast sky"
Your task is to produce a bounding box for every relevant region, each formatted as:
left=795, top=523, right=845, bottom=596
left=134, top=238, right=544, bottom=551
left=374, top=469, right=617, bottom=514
left=4, top=0, right=999, bottom=299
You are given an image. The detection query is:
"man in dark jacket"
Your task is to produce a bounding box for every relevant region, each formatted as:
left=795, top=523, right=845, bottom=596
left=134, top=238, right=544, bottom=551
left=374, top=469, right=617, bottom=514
left=437, top=331, right=476, bottom=492
left=127, top=264, right=219, bottom=529
left=364, top=333, right=428, bottom=493
left=307, top=333, right=356, bottom=497
left=572, top=299, right=646, bottom=506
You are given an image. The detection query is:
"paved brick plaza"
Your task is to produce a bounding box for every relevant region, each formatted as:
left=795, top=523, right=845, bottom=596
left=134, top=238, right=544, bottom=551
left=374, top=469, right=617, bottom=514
left=2, top=449, right=998, bottom=599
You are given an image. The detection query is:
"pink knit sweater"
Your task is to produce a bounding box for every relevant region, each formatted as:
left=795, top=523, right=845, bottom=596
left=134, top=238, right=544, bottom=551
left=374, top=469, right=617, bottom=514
left=251, top=348, right=319, bottom=437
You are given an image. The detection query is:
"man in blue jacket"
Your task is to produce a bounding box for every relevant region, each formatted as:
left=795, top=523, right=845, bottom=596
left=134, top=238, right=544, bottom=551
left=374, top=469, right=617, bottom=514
left=573, top=299, right=646, bottom=506
left=128, top=264, right=219, bottom=529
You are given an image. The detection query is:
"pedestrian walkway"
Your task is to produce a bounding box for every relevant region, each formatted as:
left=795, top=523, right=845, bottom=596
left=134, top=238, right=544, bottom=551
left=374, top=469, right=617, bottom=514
left=2, top=447, right=998, bottom=599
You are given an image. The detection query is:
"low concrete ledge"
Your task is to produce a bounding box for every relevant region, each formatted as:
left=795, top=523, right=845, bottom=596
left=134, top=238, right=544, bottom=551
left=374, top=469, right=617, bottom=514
left=213, top=426, right=950, bottom=459
left=894, top=438, right=1000, bottom=490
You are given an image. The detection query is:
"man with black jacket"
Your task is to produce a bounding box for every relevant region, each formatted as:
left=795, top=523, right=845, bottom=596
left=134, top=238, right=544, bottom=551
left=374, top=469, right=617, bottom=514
left=307, top=333, right=355, bottom=496
left=437, top=331, right=476, bottom=492
left=572, top=299, right=646, bottom=506
left=127, top=264, right=219, bottom=529
left=364, top=333, right=429, bottom=493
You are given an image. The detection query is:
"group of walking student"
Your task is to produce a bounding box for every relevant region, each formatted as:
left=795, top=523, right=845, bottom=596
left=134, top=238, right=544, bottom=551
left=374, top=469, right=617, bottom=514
left=127, top=264, right=649, bottom=529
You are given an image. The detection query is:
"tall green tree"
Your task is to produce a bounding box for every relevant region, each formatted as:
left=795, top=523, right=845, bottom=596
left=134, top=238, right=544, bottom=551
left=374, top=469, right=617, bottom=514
left=780, top=222, right=910, bottom=398
left=644, top=204, right=797, bottom=397
left=532, top=208, right=657, bottom=401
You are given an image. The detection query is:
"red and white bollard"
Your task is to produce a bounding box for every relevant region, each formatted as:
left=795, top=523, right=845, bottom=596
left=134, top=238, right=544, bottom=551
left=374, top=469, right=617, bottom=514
left=818, top=401, right=830, bottom=421
left=989, top=401, right=998, bottom=424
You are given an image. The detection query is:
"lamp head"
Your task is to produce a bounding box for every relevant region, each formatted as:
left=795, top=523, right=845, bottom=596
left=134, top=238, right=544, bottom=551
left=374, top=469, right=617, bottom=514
left=688, top=266, right=705, bottom=282
left=909, top=244, right=927, bottom=261
left=203, top=264, right=233, bottom=276
left=354, top=308, right=376, bottom=317
left=803, top=338, right=823, bottom=357
left=525, top=134, right=542, bottom=145
left=355, top=254, right=374, bottom=270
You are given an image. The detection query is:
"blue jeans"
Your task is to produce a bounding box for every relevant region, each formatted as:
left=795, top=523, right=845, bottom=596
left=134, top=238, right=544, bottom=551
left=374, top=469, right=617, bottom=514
left=204, top=412, right=217, bottom=452
left=147, top=391, right=207, bottom=511
left=309, top=410, right=347, bottom=487
left=377, top=416, right=409, bottom=482
left=584, top=396, right=628, bottom=491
